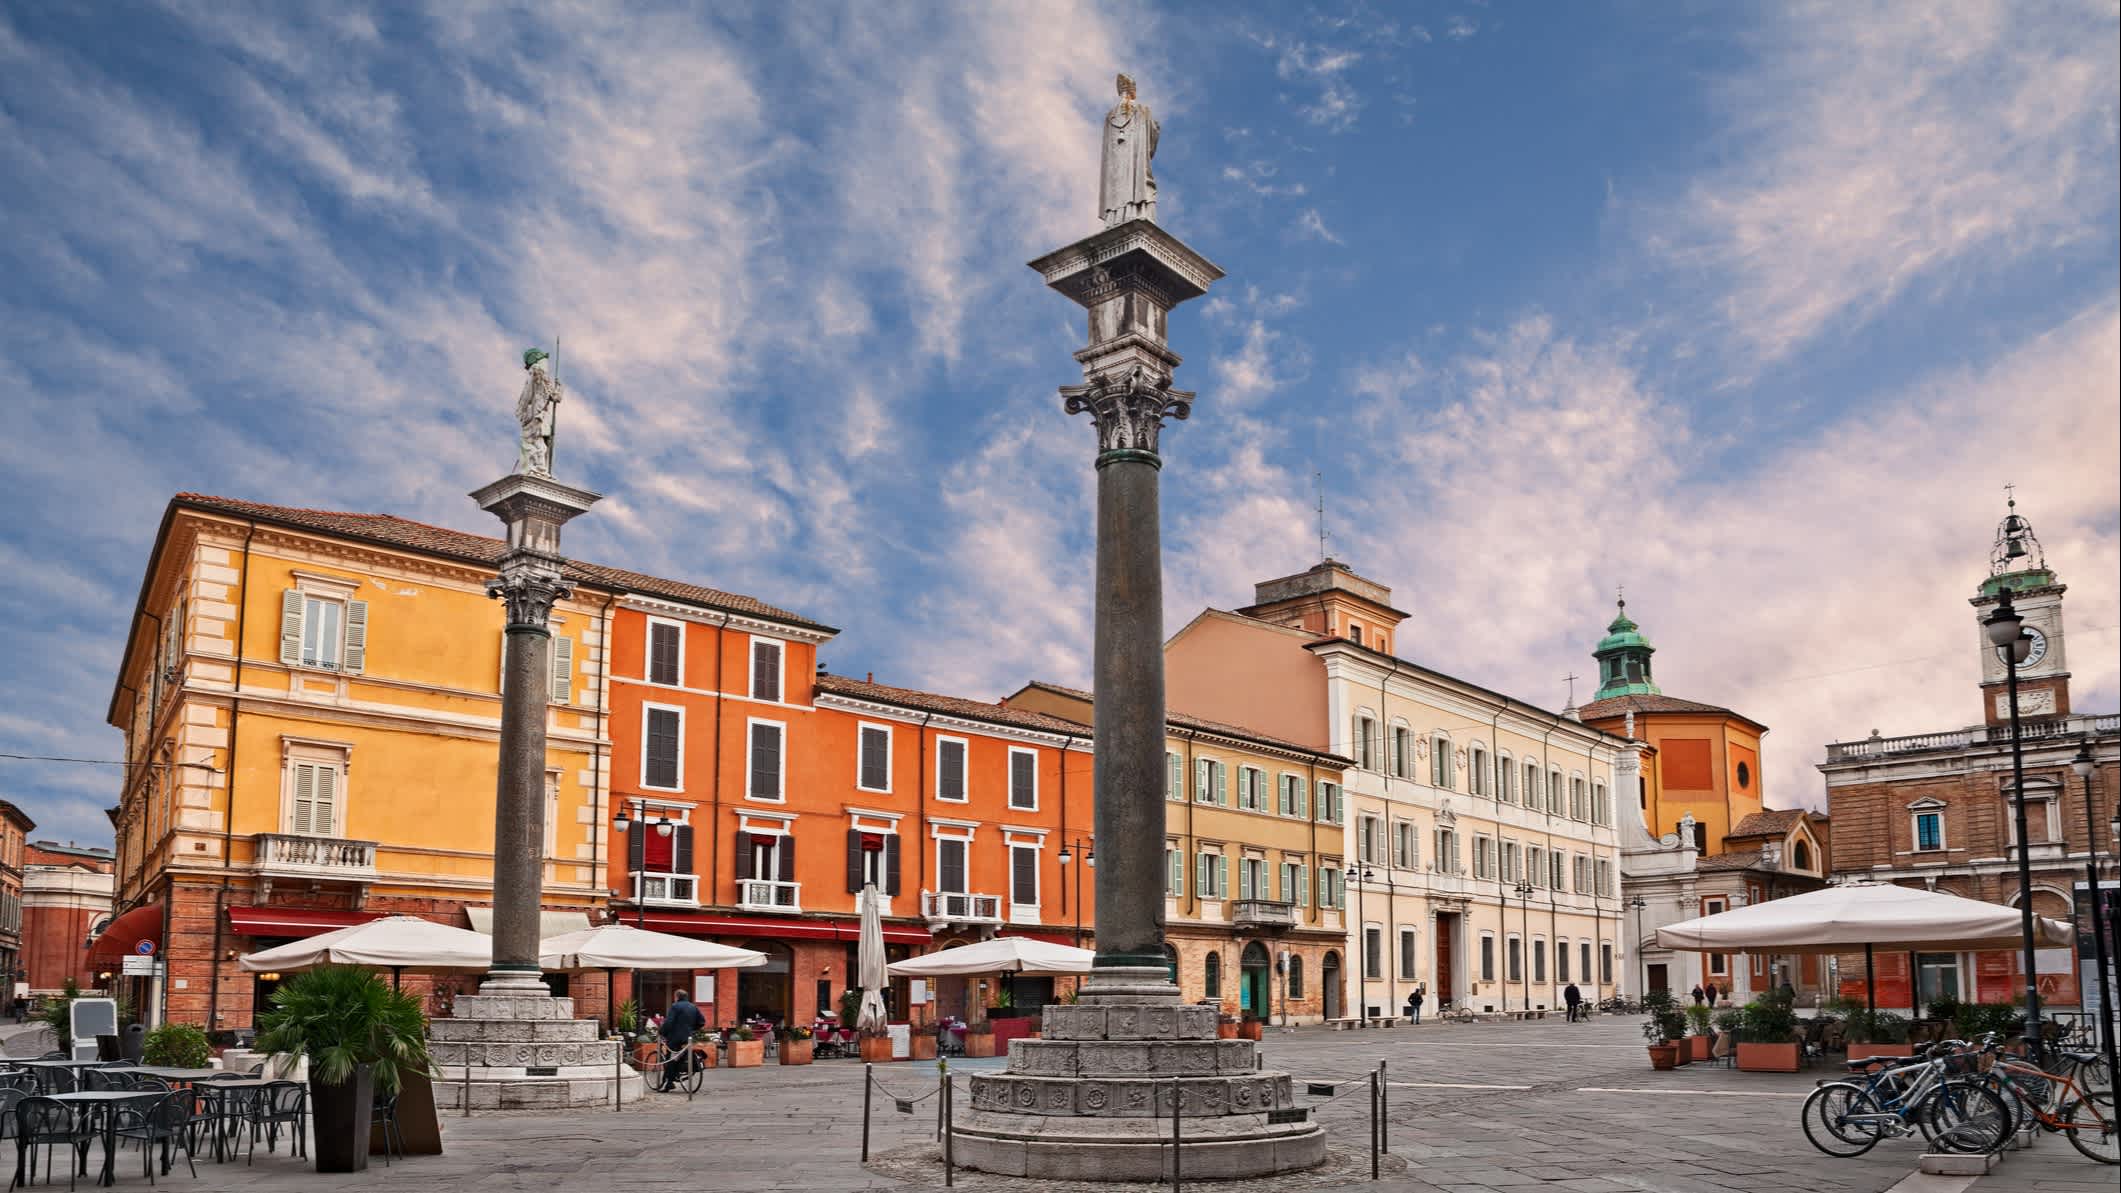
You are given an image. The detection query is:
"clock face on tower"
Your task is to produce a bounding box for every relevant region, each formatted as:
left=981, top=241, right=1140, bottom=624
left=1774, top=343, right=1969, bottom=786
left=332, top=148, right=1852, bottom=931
left=1995, top=626, right=2048, bottom=669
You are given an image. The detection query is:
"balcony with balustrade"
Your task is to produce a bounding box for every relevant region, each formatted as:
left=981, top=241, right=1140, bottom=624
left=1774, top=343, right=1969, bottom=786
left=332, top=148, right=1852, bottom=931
left=1231, top=898, right=1297, bottom=932
left=250, top=833, right=378, bottom=901
left=736, top=879, right=801, bottom=913
left=922, top=890, right=1003, bottom=929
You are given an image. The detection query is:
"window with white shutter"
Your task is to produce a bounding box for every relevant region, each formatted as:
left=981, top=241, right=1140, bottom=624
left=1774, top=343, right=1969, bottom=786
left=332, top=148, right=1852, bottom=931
left=281, top=588, right=367, bottom=673
left=1165, top=848, right=1183, bottom=895
left=549, top=632, right=573, bottom=704
left=288, top=761, right=337, bottom=835
left=1167, top=752, right=1183, bottom=801
left=858, top=725, right=892, bottom=792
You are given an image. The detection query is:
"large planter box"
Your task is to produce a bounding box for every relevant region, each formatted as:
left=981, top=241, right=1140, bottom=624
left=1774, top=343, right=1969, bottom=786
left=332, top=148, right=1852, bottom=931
left=1647, top=1044, right=1680, bottom=1071
left=1736, top=1042, right=1801, bottom=1072
left=1216, top=1021, right=1240, bottom=1040
left=859, top=1034, right=897, bottom=1063
left=1687, top=1036, right=1713, bottom=1062
left=910, top=1034, right=937, bottom=1060
left=728, top=1039, right=765, bottom=1068
left=1846, top=1042, right=1914, bottom=1062
left=962, top=1032, right=996, bottom=1059
left=632, top=1042, right=660, bottom=1069
left=778, top=1039, right=813, bottom=1066
left=1239, top=1020, right=1265, bottom=1041
left=689, top=1042, right=719, bottom=1069
left=310, top=1064, right=375, bottom=1174
left=1671, top=1043, right=1691, bottom=1066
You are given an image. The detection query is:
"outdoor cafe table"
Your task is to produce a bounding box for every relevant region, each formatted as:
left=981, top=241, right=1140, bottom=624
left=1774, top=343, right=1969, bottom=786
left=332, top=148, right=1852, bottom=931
left=47, top=1090, right=161, bottom=1187
left=12, top=1058, right=115, bottom=1092
left=120, top=1066, right=227, bottom=1084
left=191, top=1078, right=276, bottom=1163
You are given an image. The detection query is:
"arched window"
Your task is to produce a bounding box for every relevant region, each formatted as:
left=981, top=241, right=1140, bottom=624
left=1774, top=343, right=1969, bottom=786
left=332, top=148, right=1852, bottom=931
left=1204, top=951, right=1222, bottom=998
left=1792, top=840, right=1812, bottom=871
left=1164, top=943, right=1179, bottom=983
left=1287, top=954, right=1305, bottom=998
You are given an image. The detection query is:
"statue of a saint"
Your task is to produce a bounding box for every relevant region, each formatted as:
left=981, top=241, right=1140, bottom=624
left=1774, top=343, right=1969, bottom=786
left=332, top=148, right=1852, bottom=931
left=515, top=348, right=562, bottom=476
left=1098, top=74, right=1158, bottom=226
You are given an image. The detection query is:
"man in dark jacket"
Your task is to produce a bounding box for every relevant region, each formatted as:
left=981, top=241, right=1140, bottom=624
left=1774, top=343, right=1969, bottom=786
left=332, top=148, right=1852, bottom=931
left=1563, top=982, right=1583, bottom=1022
left=660, top=990, right=706, bottom=1087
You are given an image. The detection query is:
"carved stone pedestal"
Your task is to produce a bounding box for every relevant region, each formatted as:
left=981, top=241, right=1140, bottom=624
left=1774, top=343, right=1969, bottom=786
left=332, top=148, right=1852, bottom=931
left=428, top=983, right=637, bottom=1111
left=952, top=969, right=1323, bottom=1181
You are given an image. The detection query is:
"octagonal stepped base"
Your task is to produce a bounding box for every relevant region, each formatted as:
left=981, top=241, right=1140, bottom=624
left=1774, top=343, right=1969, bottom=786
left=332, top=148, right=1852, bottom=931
left=954, top=990, right=1323, bottom=1182
left=429, top=989, right=640, bottom=1110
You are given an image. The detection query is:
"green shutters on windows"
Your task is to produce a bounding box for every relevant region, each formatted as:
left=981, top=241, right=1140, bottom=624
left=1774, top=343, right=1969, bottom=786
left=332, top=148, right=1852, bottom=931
left=1167, top=752, right=1183, bottom=801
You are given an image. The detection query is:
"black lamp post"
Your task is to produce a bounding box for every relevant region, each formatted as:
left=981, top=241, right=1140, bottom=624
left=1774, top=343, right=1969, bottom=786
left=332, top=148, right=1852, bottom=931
left=1628, top=894, right=1647, bottom=1006
left=1983, top=590, right=2043, bottom=1062
left=1057, top=837, right=1095, bottom=950
left=2070, top=741, right=2118, bottom=1080
left=610, top=799, right=673, bottom=1027
left=1513, top=879, right=1535, bottom=1011
left=1354, top=865, right=1375, bottom=1018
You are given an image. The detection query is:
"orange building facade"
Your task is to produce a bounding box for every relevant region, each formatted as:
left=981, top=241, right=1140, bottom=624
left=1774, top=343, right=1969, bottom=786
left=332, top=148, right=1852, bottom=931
left=603, top=590, right=1097, bottom=1028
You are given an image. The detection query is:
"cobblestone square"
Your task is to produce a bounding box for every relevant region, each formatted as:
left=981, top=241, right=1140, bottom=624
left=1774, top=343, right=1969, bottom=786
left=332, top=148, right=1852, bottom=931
left=147, top=1017, right=2098, bottom=1192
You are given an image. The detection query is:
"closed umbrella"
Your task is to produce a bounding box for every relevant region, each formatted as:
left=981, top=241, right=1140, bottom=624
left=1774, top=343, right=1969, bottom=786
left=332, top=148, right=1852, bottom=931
left=856, top=884, right=889, bottom=1034
left=238, top=915, right=492, bottom=989
left=1655, top=882, right=2075, bottom=1012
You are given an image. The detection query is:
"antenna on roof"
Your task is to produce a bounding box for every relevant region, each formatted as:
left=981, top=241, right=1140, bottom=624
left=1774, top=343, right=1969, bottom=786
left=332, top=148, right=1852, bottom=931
left=1314, top=470, right=1331, bottom=563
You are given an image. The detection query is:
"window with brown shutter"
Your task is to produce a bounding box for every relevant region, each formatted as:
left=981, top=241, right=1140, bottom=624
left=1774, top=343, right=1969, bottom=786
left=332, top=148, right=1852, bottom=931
left=644, top=707, right=681, bottom=789
left=936, top=739, right=967, bottom=800
left=1008, top=749, right=1036, bottom=810
left=1009, top=845, right=1038, bottom=907
left=751, top=639, right=782, bottom=701
left=858, top=726, right=890, bottom=792
left=648, top=621, right=681, bottom=685
left=748, top=722, right=783, bottom=800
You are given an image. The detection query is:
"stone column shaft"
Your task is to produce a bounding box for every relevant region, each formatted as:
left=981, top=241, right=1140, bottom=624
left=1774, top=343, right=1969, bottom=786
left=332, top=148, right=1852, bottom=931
left=1091, top=454, right=1167, bottom=971
left=491, top=620, right=552, bottom=977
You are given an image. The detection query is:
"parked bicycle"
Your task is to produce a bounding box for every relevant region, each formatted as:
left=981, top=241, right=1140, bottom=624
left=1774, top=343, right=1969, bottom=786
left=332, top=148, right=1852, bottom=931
left=1972, top=1034, right=2117, bottom=1165
left=1799, top=1039, right=2013, bottom=1158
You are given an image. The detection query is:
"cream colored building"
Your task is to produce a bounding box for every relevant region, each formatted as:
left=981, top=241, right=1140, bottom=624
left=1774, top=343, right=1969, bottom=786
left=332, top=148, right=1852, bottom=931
left=1166, top=561, right=1629, bottom=1019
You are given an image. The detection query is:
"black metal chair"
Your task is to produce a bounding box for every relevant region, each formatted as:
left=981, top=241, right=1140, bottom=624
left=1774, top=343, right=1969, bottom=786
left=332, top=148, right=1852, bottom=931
left=11, top=1096, right=89, bottom=1191
left=0, top=1078, right=32, bottom=1097
left=76, top=1073, right=123, bottom=1094
left=191, top=1083, right=254, bottom=1165
left=34, top=1072, right=71, bottom=1098
left=112, top=1090, right=196, bottom=1185
left=0, top=1090, right=23, bottom=1145
left=368, top=1091, right=401, bottom=1166
left=250, top=1083, right=306, bottom=1163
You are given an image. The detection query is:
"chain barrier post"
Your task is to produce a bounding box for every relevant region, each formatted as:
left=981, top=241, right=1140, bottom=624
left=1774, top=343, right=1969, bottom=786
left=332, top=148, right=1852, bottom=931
left=1380, top=1059, right=1389, bottom=1153
left=942, top=1072, right=955, bottom=1188
left=861, top=1062, right=873, bottom=1162
left=1369, top=1067, right=1380, bottom=1181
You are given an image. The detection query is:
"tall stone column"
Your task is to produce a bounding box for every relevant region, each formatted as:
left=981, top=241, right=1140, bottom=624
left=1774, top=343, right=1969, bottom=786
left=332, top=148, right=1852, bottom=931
left=470, top=474, right=599, bottom=987
left=951, top=80, right=1323, bottom=1181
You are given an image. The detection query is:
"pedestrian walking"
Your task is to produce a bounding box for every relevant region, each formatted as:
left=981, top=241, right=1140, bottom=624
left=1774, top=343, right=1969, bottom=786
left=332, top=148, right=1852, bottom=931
left=660, top=989, right=706, bottom=1087
left=1405, top=983, right=1426, bottom=1025
left=1690, top=984, right=1705, bottom=1007
left=1704, top=981, right=1720, bottom=1006
left=1562, top=982, right=1582, bottom=1023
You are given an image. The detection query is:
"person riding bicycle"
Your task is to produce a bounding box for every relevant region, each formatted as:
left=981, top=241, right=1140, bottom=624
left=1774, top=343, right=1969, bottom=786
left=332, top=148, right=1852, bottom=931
left=660, top=990, right=706, bottom=1087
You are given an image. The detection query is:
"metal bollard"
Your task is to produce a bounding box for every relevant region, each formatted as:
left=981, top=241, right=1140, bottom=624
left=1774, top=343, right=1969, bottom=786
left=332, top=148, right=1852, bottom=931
left=1380, top=1059, right=1388, bottom=1153
left=943, top=1074, right=955, bottom=1187
left=861, top=1062, right=873, bottom=1162
left=1369, top=1068, right=1380, bottom=1181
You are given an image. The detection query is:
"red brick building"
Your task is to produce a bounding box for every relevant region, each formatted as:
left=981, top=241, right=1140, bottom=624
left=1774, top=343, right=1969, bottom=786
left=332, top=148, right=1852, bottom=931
left=1819, top=505, right=2118, bottom=1014
left=0, top=805, right=32, bottom=1013
left=22, top=841, right=114, bottom=997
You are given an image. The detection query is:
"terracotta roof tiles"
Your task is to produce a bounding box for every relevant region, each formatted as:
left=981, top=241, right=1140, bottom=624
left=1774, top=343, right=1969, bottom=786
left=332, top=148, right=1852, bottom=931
left=1727, top=809, right=1809, bottom=839
left=814, top=674, right=1090, bottom=737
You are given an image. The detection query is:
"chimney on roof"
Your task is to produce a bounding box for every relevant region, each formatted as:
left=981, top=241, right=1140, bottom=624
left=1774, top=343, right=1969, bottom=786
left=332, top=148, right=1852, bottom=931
left=866, top=671, right=873, bottom=684
left=816, top=662, right=826, bottom=678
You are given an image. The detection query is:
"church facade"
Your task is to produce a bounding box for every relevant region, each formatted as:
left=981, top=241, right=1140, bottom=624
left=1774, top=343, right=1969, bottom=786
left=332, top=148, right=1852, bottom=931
left=1817, top=502, right=2118, bottom=1014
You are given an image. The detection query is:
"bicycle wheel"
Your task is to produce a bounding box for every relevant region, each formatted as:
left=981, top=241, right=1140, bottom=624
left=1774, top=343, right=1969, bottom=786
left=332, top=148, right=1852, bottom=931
left=1919, top=1080, right=2013, bottom=1155
left=1984, top=1074, right=2040, bottom=1136
left=2061, top=1091, right=2118, bottom=1165
left=681, top=1050, right=705, bottom=1095
left=1802, top=1083, right=1885, bottom=1157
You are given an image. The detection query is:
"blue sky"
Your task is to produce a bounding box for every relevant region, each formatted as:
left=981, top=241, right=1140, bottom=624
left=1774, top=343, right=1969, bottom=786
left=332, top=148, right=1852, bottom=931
left=3, top=1, right=2116, bottom=847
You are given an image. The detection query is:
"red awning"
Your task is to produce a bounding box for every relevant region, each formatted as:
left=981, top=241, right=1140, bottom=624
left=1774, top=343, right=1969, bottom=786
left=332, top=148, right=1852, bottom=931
left=637, top=910, right=932, bottom=946
left=88, top=902, right=163, bottom=964
left=226, top=907, right=382, bottom=939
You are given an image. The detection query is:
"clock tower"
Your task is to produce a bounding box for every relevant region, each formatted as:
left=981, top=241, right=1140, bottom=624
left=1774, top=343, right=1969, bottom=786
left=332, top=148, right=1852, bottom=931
left=1969, top=495, right=2070, bottom=725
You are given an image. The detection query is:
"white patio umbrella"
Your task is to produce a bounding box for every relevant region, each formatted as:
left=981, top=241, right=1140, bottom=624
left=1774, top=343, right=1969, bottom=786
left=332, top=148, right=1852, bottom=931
left=1655, top=882, right=2075, bottom=1011
left=856, top=884, right=889, bottom=1033
left=238, top=915, right=492, bottom=989
left=885, top=936, right=1096, bottom=977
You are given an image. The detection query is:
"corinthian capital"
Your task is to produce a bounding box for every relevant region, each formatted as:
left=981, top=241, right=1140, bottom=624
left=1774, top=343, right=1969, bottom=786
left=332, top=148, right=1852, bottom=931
left=1061, top=364, right=1195, bottom=459
left=486, top=560, right=575, bottom=630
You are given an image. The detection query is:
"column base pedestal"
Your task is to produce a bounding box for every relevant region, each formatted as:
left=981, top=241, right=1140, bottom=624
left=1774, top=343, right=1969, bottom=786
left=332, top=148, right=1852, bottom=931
left=429, top=989, right=639, bottom=1111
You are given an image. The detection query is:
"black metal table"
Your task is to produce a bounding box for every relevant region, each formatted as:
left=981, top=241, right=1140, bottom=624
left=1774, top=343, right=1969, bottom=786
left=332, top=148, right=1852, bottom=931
left=46, top=1090, right=161, bottom=1187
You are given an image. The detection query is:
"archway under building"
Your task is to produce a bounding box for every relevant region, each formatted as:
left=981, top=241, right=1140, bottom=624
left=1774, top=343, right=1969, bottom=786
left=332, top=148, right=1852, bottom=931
left=1321, top=950, right=1342, bottom=1020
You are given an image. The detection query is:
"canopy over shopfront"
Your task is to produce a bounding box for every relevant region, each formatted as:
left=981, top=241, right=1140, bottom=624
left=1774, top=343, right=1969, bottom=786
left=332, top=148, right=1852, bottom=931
left=1655, top=881, right=2075, bottom=1011
left=87, top=902, right=163, bottom=965
left=238, top=914, right=493, bottom=988
left=886, top=937, right=1095, bottom=977
left=539, top=923, right=766, bottom=972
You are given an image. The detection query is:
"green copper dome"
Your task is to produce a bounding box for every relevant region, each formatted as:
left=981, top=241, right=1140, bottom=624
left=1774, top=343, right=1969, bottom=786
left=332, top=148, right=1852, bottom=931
left=1592, top=599, right=1660, bottom=699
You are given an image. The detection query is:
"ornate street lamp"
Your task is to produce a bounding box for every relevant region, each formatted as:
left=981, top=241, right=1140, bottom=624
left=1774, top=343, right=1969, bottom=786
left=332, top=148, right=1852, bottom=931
left=1513, top=879, right=1535, bottom=1011
left=1983, top=589, right=2044, bottom=1062
left=2070, top=741, right=2119, bottom=1076
left=1627, top=894, right=1648, bottom=1008
left=1354, top=865, right=1376, bottom=1018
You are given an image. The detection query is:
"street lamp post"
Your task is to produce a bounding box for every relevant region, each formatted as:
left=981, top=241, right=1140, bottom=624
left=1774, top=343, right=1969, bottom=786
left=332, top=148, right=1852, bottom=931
left=609, top=799, right=673, bottom=1028
left=1983, top=590, right=2044, bottom=1063
left=2070, top=742, right=2118, bottom=1078
left=1056, top=838, right=1095, bottom=950
left=1513, top=879, right=1535, bottom=1012
left=1355, top=865, right=1375, bottom=1019
left=1628, top=894, right=1648, bottom=1007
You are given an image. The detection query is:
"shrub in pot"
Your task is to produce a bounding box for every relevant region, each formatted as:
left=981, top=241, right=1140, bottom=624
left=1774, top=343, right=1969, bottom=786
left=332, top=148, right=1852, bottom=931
left=1953, top=1000, right=2019, bottom=1042
left=910, top=1024, right=938, bottom=1060
left=1684, top=1004, right=1714, bottom=1061
left=962, top=1022, right=996, bottom=1058
left=727, top=1025, right=765, bottom=1067
left=1734, top=988, right=1801, bottom=1072
left=1641, top=990, right=1685, bottom=1070
left=777, top=1025, right=814, bottom=1065
left=1843, top=1009, right=1912, bottom=1060
left=254, top=965, right=432, bottom=1174
left=142, top=1023, right=212, bottom=1069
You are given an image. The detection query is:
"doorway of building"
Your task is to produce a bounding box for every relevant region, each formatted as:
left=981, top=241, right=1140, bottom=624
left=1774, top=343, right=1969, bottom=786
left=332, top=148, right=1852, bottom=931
left=1915, top=952, right=1960, bottom=1008
left=1240, top=942, right=1271, bottom=1018
left=1321, top=951, right=1342, bottom=1019
left=1434, top=913, right=1456, bottom=1007
left=1647, top=963, right=1669, bottom=993
left=736, top=940, right=792, bottom=1026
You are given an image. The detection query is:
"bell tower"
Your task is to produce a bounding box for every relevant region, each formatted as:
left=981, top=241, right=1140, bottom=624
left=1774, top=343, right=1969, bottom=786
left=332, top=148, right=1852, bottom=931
left=1592, top=598, right=1660, bottom=700
left=1970, top=494, right=2070, bottom=725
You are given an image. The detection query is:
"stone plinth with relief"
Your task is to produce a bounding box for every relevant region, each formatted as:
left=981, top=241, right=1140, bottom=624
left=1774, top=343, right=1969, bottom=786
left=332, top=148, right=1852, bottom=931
left=429, top=988, right=640, bottom=1110
left=949, top=75, right=1321, bottom=1182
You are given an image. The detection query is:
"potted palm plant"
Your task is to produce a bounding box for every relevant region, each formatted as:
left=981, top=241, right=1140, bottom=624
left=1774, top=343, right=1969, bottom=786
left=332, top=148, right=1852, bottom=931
left=1734, top=988, right=1802, bottom=1072
left=253, top=965, right=432, bottom=1173
left=1684, top=1003, right=1714, bottom=1062
left=1641, top=989, right=1685, bottom=1070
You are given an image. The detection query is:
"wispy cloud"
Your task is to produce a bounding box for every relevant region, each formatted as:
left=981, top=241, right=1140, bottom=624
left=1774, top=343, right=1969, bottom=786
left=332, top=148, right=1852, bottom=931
left=1273, top=43, right=1364, bottom=131
left=1295, top=207, right=1343, bottom=244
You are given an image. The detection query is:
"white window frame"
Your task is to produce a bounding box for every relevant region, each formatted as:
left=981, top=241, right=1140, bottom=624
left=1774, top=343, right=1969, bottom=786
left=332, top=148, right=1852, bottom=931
left=856, top=722, right=894, bottom=794
left=748, top=635, right=785, bottom=703
left=935, top=735, right=970, bottom=803
left=2001, top=783, right=2061, bottom=846
left=1480, top=932, right=1497, bottom=982
left=1496, top=752, right=1513, bottom=803
left=1007, top=746, right=1039, bottom=811
left=1548, top=769, right=1564, bottom=815
left=1389, top=721, right=1412, bottom=778
left=282, top=573, right=365, bottom=675
left=1398, top=926, right=1419, bottom=981
left=745, top=716, right=787, bottom=803
left=1363, top=925, right=1384, bottom=980
left=1431, top=735, right=1453, bottom=789
left=641, top=701, right=685, bottom=793
left=1470, top=745, right=1487, bottom=796
left=1506, top=934, right=1523, bottom=983
left=1502, top=840, right=1520, bottom=883
left=1911, top=804, right=1946, bottom=852
left=933, top=833, right=972, bottom=895
left=1473, top=834, right=1494, bottom=879
left=1359, top=815, right=1380, bottom=864
left=281, top=737, right=350, bottom=837
left=1007, top=841, right=1042, bottom=916
left=644, top=615, right=686, bottom=686
left=1167, top=752, right=1184, bottom=802
left=1354, top=712, right=1377, bottom=771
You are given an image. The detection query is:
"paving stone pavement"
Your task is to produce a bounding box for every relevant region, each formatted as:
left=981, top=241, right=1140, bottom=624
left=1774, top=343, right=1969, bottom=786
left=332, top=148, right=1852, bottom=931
left=128, top=1017, right=2105, bottom=1191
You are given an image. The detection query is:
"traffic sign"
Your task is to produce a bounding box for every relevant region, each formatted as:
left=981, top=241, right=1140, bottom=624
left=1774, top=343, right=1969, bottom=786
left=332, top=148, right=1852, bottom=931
left=134, top=940, right=155, bottom=956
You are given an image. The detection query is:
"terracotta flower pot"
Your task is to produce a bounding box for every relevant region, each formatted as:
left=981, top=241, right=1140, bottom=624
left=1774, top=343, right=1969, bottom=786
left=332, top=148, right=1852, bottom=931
left=1647, top=1043, right=1680, bottom=1071
left=1217, top=1021, right=1240, bottom=1040
left=778, top=1039, right=813, bottom=1065
left=632, top=1042, right=660, bottom=1068
left=689, top=1042, right=718, bottom=1069
left=1239, top=1020, right=1264, bottom=1041
left=860, top=1034, right=897, bottom=1063
left=1736, top=1042, right=1801, bottom=1072
left=1845, top=1042, right=1913, bottom=1062
left=728, top=1039, right=765, bottom=1067
left=1672, top=1042, right=1692, bottom=1065
left=962, top=1032, right=995, bottom=1058
left=1688, top=1035, right=1713, bottom=1061
left=910, top=1034, right=937, bottom=1060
